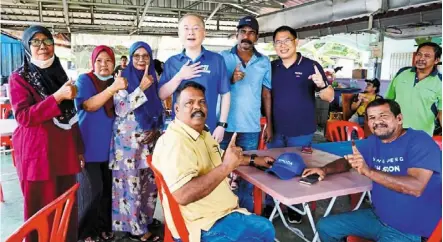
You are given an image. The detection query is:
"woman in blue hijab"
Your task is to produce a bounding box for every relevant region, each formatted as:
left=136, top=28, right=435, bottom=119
left=109, top=42, right=163, bottom=241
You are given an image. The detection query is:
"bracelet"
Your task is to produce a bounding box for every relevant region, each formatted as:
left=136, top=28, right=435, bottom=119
left=106, top=88, right=114, bottom=96
left=249, top=154, right=257, bottom=166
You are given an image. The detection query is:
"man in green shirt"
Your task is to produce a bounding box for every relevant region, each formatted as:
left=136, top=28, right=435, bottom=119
left=385, top=42, right=442, bottom=136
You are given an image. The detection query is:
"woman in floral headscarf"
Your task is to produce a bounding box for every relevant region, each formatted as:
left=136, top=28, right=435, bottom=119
left=75, top=45, right=127, bottom=242
left=109, top=41, right=163, bottom=241
left=9, top=25, right=83, bottom=242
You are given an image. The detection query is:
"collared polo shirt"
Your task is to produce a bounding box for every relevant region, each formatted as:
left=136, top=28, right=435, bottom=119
left=159, top=47, right=230, bottom=132
left=220, top=46, right=271, bottom=133
left=271, top=53, right=329, bottom=137
left=385, top=67, right=442, bottom=136
left=152, top=118, right=248, bottom=242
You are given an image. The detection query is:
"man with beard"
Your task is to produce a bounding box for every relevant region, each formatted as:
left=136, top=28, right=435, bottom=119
left=153, top=81, right=276, bottom=242
left=302, top=99, right=441, bottom=242
left=385, top=42, right=442, bottom=136
left=219, top=16, right=272, bottom=212
left=159, top=13, right=230, bottom=143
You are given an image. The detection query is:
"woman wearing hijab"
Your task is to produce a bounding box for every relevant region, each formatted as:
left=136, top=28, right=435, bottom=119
left=75, top=46, right=127, bottom=242
left=9, top=25, right=83, bottom=242
left=109, top=41, right=163, bottom=241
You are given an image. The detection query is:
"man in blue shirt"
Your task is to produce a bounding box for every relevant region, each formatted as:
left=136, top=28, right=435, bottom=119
left=303, top=99, right=442, bottom=241
left=219, top=16, right=272, bottom=212
left=265, top=25, right=334, bottom=223
left=159, top=13, right=230, bottom=142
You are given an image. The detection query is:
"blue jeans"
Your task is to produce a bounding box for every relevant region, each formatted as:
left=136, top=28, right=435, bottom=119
left=265, top=133, right=314, bottom=207
left=220, top=132, right=260, bottom=212
left=174, top=212, right=275, bottom=242
left=267, top=132, right=314, bottom=149
left=317, top=209, right=422, bottom=242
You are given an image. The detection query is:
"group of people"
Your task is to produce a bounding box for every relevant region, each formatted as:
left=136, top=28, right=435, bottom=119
left=7, top=10, right=442, bottom=242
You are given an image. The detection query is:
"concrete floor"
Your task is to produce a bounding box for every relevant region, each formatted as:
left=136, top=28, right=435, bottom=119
left=0, top=130, right=369, bottom=242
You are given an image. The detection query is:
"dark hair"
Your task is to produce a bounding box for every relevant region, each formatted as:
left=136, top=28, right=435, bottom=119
left=366, top=99, right=402, bottom=117
left=273, top=26, right=298, bottom=42
left=154, top=59, right=163, bottom=75
left=121, top=55, right=128, bottom=60
left=175, top=81, right=206, bottom=103
left=417, top=42, right=442, bottom=59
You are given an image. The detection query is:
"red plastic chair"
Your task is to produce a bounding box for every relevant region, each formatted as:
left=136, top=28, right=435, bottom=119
left=5, top=183, right=80, bottom=242
left=147, top=155, right=189, bottom=242
left=0, top=103, right=13, bottom=119
left=258, top=117, right=267, bottom=150
left=327, top=120, right=365, bottom=142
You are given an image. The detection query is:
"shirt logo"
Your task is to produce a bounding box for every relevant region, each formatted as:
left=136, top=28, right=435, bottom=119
left=201, top=65, right=211, bottom=74
left=295, top=71, right=303, bottom=77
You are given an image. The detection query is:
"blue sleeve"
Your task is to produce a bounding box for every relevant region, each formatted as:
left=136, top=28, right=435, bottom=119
left=159, top=58, right=174, bottom=89
left=356, top=136, right=375, bottom=168
left=218, top=56, right=230, bottom=94
left=263, top=57, right=272, bottom=90
left=74, top=74, right=95, bottom=111
left=407, top=131, right=442, bottom=174
left=220, top=51, right=236, bottom=81
left=313, top=61, right=329, bottom=92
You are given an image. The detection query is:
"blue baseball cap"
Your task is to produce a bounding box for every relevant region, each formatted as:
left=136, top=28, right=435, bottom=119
left=265, top=153, right=306, bottom=180
left=237, top=16, right=259, bottom=33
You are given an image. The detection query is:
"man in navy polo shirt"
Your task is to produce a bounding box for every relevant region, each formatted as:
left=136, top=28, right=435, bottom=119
left=219, top=16, right=272, bottom=212
left=159, top=13, right=230, bottom=142
left=265, top=25, right=334, bottom=223
left=304, top=99, right=441, bottom=241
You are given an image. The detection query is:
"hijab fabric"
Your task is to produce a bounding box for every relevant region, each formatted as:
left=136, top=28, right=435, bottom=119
left=19, top=25, right=77, bottom=130
left=122, top=41, right=163, bottom=131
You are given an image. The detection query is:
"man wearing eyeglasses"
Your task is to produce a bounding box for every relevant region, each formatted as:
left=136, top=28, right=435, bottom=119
left=159, top=13, right=231, bottom=143
left=264, top=26, right=334, bottom=224
left=219, top=16, right=272, bottom=212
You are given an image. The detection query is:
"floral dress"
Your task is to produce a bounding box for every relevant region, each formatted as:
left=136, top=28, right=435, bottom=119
left=109, top=87, right=158, bottom=235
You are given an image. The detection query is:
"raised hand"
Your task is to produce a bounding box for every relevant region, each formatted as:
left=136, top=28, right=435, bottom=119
left=345, top=140, right=370, bottom=175
left=54, top=78, right=77, bottom=103
left=222, top=133, right=244, bottom=171
left=309, top=65, right=326, bottom=88
left=231, top=63, right=245, bottom=83
left=140, top=65, right=154, bottom=91
left=177, top=60, right=204, bottom=81
left=110, top=70, right=128, bottom=92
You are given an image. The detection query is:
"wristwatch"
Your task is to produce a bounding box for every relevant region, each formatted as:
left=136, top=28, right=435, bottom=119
left=249, top=154, right=257, bottom=166
left=217, top=122, right=228, bottom=128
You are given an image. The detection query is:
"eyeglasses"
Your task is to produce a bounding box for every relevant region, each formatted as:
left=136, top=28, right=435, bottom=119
left=29, top=38, right=54, bottom=47
left=133, top=54, right=150, bottom=60
left=238, top=29, right=257, bottom=36
left=274, top=38, right=294, bottom=47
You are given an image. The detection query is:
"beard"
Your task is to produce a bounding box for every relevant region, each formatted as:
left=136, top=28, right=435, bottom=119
left=373, top=123, right=395, bottom=140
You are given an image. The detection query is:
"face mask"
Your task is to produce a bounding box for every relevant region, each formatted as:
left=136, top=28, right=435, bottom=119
left=94, top=72, right=113, bottom=81
left=31, top=55, right=55, bottom=69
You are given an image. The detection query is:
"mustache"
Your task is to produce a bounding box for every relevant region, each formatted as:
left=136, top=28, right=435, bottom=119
left=373, top=123, right=388, bottom=129
left=241, top=39, right=253, bottom=45
left=191, top=110, right=205, bottom=118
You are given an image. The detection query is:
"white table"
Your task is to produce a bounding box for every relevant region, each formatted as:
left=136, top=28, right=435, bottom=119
left=0, top=119, right=17, bottom=136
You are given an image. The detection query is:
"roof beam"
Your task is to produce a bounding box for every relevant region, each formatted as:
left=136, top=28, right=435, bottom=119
left=137, top=0, right=154, bottom=28
left=205, top=3, right=222, bottom=23
left=62, top=0, right=71, bottom=32
left=185, top=0, right=280, bottom=8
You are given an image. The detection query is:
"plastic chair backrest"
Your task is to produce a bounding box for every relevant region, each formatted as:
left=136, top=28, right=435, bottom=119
left=147, top=155, right=189, bottom=242
left=328, top=120, right=364, bottom=142
left=258, top=117, right=267, bottom=150
left=433, top=136, right=442, bottom=150
left=6, top=183, right=80, bottom=242
left=1, top=103, right=12, bottom=119
left=428, top=218, right=442, bottom=242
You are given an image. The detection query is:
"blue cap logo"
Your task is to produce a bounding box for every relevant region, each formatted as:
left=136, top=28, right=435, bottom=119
left=265, top=153, right=306, bottom=180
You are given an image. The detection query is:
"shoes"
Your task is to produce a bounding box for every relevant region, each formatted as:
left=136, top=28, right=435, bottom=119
left=287, top=208, right=302, bottom=224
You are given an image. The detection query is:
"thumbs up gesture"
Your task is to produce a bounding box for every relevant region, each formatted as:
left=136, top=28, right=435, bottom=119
left=139, top=65, right=154, bottom=91
left=231, top=63, right=245, bottom=84
left=345, top=140, right=370, bottom=176
left=308, top=65, right=326, bottom=88
left=110, top=70, right=128, bottom=92
left=54, top=78, right=77, bottom=103
left=222, top=133, right=244, bottom=171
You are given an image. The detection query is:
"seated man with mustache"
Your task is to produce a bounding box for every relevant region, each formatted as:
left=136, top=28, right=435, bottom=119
left=153, top=81, right=276, bottom=242
left=303, top=99, right=442, bottom=242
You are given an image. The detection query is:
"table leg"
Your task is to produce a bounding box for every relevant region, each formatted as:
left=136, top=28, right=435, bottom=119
left=311, top=196, right=337, bottom=242
left=253, top=185, right=263, bottom=215
left=273, top=199, right=310, bottom=242
left=352, top=191, right=367, bottom=211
